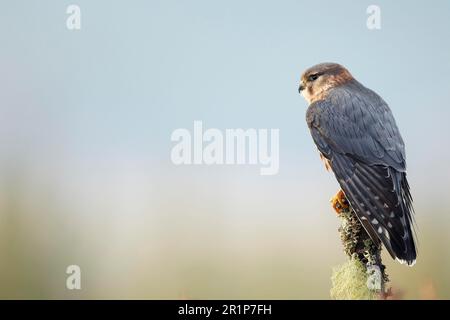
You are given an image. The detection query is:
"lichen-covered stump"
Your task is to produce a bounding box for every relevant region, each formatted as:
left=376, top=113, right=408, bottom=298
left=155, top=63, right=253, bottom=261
left=330, top=203, right=389, bottom=299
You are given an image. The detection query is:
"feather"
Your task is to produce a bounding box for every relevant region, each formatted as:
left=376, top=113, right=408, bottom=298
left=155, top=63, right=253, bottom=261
left=307, top=80, right=417, bottom=265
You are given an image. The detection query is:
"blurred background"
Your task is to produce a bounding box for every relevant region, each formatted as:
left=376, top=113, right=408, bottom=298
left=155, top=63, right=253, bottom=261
left=0, top=0, right=449, bottom=299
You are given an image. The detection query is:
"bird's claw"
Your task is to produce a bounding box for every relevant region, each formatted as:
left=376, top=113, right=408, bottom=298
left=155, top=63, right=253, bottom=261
left=330, top=189, right=349, bottom=215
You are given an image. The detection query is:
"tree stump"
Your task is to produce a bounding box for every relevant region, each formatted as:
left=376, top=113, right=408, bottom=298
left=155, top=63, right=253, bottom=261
left=330, top=202, right=389, bottom=299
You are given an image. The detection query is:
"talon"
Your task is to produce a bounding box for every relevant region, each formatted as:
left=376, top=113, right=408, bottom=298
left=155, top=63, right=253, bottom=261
left=330, top=189, right=349, bottom=215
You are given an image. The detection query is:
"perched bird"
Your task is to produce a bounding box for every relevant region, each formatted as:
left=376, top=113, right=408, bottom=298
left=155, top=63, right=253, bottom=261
left=299, top=63, right=417, bottom=266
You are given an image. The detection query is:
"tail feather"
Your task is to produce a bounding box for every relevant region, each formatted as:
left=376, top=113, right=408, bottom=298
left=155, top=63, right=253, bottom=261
left=331, top=154, right=417, bottom=266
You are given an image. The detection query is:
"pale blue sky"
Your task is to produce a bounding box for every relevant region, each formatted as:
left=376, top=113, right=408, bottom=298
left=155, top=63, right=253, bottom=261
left=2, top=1, right=450, bottom=162
left=1, top=0, right=450, bottom=210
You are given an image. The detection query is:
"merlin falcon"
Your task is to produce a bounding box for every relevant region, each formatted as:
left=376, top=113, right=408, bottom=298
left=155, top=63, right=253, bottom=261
left=299, top=62, right=417, bottom=266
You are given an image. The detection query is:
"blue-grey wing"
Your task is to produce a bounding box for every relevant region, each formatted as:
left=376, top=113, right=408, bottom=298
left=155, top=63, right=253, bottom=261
left=306, top=84, right=416, bottom=264
left=306, top=85, right=406, bottom=171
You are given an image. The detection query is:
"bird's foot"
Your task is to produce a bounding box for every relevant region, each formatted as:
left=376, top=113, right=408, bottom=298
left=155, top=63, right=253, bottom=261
left=330, top=189, right=349, bottom=215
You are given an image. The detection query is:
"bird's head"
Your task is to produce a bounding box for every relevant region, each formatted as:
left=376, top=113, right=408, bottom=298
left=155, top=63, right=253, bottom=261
left=299, top=63, right=354, bottom=104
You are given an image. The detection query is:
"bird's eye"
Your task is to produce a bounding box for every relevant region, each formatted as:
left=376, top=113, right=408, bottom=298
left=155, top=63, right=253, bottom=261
left=308, top=73, right=319, bottom=81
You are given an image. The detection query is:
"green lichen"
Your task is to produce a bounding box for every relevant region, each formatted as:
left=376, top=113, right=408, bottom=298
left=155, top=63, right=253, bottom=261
left=331, top=203, right=389, bottom=299
left=330, top=257, right=378, bottom=300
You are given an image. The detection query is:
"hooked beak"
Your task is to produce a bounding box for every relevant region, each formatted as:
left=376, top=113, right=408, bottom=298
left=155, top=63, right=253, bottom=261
left=298, top=83, right=305, bottom=93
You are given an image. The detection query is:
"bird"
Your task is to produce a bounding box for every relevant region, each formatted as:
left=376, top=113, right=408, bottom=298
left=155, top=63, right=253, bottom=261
left=299, top=62, right=417, bottom=266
